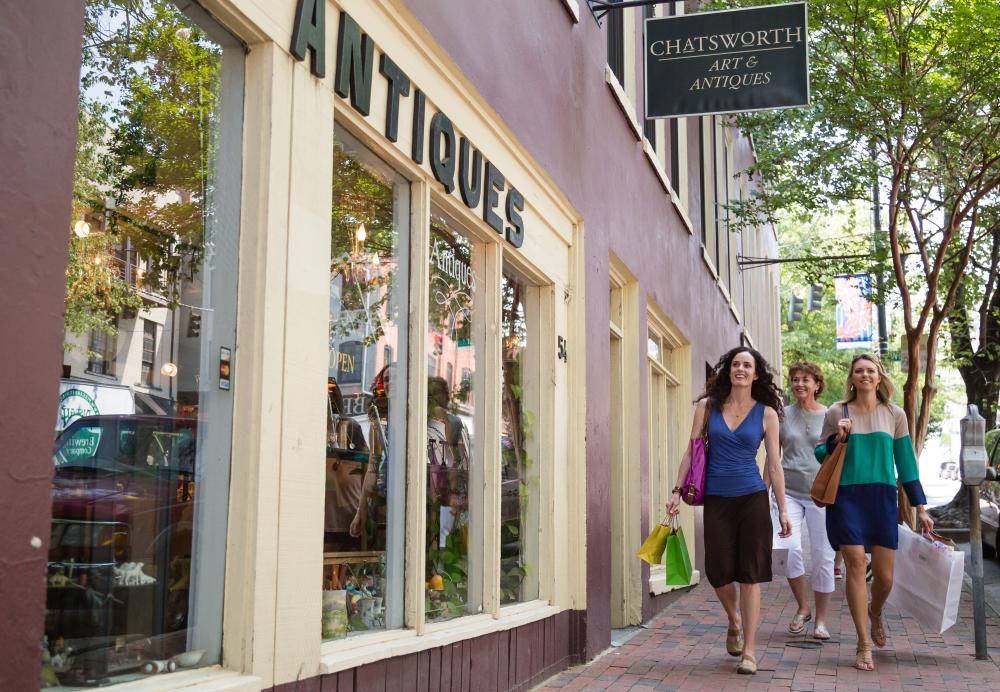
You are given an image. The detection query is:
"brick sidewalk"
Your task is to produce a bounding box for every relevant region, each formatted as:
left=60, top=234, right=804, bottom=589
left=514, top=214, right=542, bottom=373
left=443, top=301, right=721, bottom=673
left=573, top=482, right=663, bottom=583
left=537, top=579, right=1000, bottom=691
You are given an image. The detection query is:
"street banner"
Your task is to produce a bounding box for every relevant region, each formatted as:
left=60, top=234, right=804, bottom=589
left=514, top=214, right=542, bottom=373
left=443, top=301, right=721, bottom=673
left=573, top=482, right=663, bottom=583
left=644, top=2, right=809, bottom=118
left=835, top=273, right=873, bottom=351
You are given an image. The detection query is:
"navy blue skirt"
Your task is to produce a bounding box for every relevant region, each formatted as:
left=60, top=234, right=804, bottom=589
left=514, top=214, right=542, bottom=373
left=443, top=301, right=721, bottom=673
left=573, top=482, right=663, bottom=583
left=825, top=483, right=899, bottom=551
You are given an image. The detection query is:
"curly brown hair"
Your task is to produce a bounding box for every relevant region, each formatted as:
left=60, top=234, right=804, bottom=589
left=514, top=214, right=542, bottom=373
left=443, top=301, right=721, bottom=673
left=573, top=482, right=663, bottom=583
left=787, top=360, right=825, bottom=397
left=697, top=347, right=785, bottom=420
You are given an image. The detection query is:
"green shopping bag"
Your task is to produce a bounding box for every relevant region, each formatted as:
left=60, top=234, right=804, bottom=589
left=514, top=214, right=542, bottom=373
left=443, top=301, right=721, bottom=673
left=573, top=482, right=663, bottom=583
left=664, top=520, right=693, bottom=586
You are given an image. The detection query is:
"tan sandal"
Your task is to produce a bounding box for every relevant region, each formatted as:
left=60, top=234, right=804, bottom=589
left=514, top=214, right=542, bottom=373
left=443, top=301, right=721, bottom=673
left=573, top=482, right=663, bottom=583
left=855, top=643, right=874, bottom=671
left=726, top=627, right=744, bottom=657
left=737, top=654, right=758, bottom=675
left=869, top=605, right=887, bottom=648
left=788, top=611, right=812, bottom=634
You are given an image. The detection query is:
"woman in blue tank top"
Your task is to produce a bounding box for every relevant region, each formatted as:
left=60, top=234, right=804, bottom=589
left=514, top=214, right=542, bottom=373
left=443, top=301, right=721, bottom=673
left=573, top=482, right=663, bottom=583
left=667, top=347, right=791, bottom=676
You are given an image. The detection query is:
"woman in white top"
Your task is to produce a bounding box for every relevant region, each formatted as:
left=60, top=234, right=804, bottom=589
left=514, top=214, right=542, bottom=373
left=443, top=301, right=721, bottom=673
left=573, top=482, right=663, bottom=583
left=769, top=361, right=835, bottom=640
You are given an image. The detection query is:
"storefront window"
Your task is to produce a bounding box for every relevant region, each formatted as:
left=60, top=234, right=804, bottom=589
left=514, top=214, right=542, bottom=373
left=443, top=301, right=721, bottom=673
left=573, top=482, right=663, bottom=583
left=45, top=0, right=242, bottom=686
left=324, top=131, right=409, bottom=639
left=500, top=269, right=539, bottom=604
left=425, top=210, right=483, bottom=622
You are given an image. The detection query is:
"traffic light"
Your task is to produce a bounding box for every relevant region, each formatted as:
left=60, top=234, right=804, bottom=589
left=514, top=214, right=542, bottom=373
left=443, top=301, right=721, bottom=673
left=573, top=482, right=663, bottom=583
left=187, top=311, right=202, bottom=338
left=808, top=283, right=824, bottom=312
left=788, top=294, right=804, bottom=323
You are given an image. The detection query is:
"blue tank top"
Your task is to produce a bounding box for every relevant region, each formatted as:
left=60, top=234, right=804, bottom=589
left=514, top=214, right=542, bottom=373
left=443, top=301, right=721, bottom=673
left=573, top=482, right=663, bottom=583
left=705, top=402, right=767, bottom=497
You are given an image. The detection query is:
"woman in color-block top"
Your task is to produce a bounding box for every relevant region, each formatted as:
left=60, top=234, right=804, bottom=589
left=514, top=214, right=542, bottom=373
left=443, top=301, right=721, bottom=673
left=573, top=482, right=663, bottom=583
left=667, top=347, right=792, bottom=676
left=815, top=353, right=933, bottom=672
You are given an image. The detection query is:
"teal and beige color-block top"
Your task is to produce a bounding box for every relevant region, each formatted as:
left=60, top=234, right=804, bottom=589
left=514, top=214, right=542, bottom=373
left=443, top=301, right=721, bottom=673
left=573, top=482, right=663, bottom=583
left=813, top=402, right=926, bottom=550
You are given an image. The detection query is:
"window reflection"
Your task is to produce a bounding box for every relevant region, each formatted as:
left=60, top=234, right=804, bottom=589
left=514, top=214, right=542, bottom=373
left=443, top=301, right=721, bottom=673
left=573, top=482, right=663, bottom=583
left=500, top=270, right=538, bottom=604
left=425, top=215, right=481, bottom=622
left=324, top=133, right=408, bottom=639
left=46, top=0, right=240, bottom=686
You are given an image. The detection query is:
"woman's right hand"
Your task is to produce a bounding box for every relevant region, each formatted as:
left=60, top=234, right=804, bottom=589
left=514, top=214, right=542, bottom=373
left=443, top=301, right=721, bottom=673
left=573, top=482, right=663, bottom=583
left=666, top=490, right=681, bottom=517
left=836, top=417, right=853, bottom=443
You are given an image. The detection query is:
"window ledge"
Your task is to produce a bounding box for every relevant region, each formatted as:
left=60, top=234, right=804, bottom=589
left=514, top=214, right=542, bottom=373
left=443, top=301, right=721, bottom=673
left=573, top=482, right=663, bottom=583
left=85, top=666, right=262, bottom=691
left=649, top=568, right=700, bottom=596
left=318, top=601, right=561, bottom=675
left=643, top=140, right=673, bottom=196
left=559, top=0, right=581, bottom=22
left=671, top=193, right=695, bottom=235
left=700, top=246, right=719, bottom=281
left=605, top=66, right=642, bottom=141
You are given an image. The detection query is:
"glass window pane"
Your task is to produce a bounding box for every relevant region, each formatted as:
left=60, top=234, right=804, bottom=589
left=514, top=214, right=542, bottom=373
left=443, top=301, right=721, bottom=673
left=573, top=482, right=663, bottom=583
left=324, top=131, right=409, bottom=639
left=425, top=210, right=482, bottom=622
left=500, top=269, right=539, bottom=604
left=49, top=0, right=241, bottom=685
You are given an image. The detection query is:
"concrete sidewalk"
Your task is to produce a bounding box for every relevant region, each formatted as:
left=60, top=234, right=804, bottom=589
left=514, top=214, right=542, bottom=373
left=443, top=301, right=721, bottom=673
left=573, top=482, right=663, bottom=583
left=536, top=578, right=1000, bottom=691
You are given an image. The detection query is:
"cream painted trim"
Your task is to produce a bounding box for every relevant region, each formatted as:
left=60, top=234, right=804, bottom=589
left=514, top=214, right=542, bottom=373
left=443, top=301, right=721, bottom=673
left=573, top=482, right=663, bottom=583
left=743, top=330, right=757, bottom=349
left=406, top=180, right=431, bottom=635
left=270, top=61, right=335, bottom=685
left=608, top=256, right=642, bottom=627
left=623, top=7, right=637, bottom=107
left=318, top=604, right=563, bottom=674
left=562, top=222, right=588, bottom=611
left=223, top=41, right=290, bottom=686
left=718, top=280, right=732, bottom=305
left=482, top=241, right=503, bottom=617
left=729, top=301, right=742, bottom=324
left=649, top=568, right=700, bottom=596
left=701, top=246, right=719, bottom=280
left=671, top=189, right=695, bottom=236
left=677, top=118, right=689, bottom=217
left=559, top=0, right=581, bottom=23
left=606, top=65, right=643, bottom=141
left=85, top=667, right=263, bottom=692
left=643, top=139, right=674, bottom=196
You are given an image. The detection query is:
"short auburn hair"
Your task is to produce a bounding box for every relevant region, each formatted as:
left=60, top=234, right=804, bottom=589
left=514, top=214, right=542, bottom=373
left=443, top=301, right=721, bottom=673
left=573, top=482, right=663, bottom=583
left=787, top=360, right=825, bottom=397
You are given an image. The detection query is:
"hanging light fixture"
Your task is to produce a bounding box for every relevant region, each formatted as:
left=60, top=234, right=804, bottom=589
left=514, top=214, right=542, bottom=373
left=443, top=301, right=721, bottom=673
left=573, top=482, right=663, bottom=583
left=160, top=362, right=178, bottom=377
left=73, top=220, right=91, bottom=238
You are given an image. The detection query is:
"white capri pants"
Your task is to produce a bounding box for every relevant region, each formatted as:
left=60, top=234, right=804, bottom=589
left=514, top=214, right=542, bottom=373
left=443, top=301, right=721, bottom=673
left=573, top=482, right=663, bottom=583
left=772, top=494, right=835, bottom=594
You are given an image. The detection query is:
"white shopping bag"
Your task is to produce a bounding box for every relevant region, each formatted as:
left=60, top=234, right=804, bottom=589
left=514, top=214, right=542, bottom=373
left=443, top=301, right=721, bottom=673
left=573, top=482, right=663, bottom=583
left=886, top=524, right=964, bottom=634
left=772, top=547, right=789, bottom=578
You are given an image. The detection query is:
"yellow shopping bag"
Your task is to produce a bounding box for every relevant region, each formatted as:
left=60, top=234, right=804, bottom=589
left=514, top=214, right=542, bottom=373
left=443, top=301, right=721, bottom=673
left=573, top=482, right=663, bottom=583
left=635, top=520, right=670, bottom=565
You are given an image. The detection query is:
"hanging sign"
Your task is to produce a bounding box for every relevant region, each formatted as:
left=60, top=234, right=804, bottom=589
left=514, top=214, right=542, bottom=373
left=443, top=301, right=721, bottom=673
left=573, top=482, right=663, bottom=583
left=644, top=2, right=809, bottom=118
left=835, top=273, right=874, bottom=351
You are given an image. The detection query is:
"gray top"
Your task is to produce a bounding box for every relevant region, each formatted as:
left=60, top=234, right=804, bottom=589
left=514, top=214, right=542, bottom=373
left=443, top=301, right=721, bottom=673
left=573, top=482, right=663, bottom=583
left=779, top=403, right=828, bottom=501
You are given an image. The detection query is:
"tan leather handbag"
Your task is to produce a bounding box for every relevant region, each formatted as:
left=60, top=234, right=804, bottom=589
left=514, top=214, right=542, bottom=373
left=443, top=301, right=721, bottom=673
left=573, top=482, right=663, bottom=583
left=810, top=404, right=849, bottom=508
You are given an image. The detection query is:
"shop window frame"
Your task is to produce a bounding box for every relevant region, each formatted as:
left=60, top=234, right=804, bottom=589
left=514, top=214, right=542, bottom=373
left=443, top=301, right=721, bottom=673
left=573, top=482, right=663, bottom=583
left=316, top=114, right=562, bottom=670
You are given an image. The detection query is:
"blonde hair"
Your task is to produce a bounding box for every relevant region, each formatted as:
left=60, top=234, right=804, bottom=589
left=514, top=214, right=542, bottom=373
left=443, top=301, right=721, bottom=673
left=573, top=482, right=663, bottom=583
left=844, top=353, right=894, bottom=404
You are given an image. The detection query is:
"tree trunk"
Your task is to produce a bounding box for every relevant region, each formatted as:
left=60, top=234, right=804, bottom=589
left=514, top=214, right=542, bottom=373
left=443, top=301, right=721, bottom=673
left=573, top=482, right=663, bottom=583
left=927, top=485, right=971, bottom=528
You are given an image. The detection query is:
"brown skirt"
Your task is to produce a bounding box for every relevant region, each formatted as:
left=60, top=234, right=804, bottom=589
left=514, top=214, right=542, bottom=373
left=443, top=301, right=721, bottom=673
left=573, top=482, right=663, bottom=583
left=703, top=490, right=773, bottom=588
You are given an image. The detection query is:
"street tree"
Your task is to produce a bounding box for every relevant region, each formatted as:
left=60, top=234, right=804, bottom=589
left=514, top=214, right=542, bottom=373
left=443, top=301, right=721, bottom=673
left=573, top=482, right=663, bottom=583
left=729, top=0, right=1000, bottom=466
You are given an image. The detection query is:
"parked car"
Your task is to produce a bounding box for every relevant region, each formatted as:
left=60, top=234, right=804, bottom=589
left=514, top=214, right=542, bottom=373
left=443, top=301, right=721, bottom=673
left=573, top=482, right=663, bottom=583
left=981, top=491, right=999, bottom=560
left=47, top=415, right=198, bottom=681
left=939, top=461, right=959, bottom=481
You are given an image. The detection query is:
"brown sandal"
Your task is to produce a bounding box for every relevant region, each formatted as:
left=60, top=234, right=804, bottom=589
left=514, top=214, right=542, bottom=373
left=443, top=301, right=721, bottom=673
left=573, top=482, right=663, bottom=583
left=726, top=627, right=744, bottom=657
left=855, top=642, right=874, bottom=671
left=869, top=605, right=887, bottom=648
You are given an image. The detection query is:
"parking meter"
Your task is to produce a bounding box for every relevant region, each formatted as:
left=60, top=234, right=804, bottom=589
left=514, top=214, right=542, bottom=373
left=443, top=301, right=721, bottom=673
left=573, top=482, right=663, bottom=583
left=960, top=405, right=992, bottom=485
left=961, top=404, right=997, bottom=660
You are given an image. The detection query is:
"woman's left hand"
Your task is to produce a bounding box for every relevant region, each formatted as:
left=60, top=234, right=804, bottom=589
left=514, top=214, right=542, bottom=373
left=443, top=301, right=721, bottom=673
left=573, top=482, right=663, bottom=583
left=778, top=510, right=793, bottom=539
left=917, top=508, right=934, bottom=534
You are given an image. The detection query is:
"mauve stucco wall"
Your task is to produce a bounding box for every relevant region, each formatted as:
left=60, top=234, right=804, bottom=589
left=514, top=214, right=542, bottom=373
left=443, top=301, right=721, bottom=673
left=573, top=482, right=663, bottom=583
left=399, top=1, right=756, bottom=658
left=0, top=1, right=86, bottom=688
